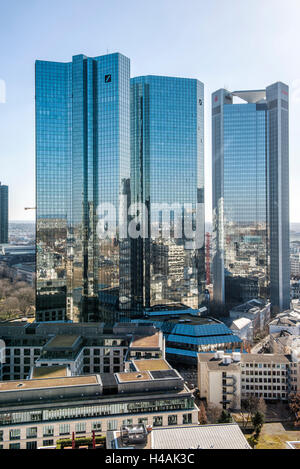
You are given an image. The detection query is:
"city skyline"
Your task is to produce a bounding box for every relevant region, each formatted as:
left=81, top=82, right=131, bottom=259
left=1, top=0, right=300, bottom=223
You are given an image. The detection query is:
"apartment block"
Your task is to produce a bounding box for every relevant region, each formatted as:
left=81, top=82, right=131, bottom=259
left=198, top=350, right=300, bottom=410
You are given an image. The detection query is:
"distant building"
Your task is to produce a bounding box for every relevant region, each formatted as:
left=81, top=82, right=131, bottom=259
left=229, top=299, right=271, bottom=337
left=269, top=331, right=300, bottom=355
left=212, top=84, right=290, bottom=313
left=291, top=254, right=300, bottom=277
left=291, top=281, right=300, bottom=300
left=230, top=317, right=253, bottom=343
left=0, top=245, right=35, bottom=267
left=6, top=263, right=35, bottom=286
left=269, top=309, right=300, bottom=336
left=0, top=183, right=8, bottom=244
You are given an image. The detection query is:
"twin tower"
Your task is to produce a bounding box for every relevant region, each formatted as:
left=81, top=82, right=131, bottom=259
left=35, top=52, right=289, bottom=323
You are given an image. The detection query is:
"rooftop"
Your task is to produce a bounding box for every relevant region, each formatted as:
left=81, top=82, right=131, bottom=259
left=0, top=375, right=98, bottom=392
left=130, top=332, right=160, bottom=349
left=142, top=314, right=219, bottom=326
left=151, top=424, right=251, bottom=450
left=133, top=359, right=171, bottom=372
left=31, top=366, right=69, bottom=379
left=198, top=352, right=292, bottom=368
left=232, top=89, right=266, bottom=104
left=44, top=335, right=81, bottom=350
left=116, top=371, right=152, bottom=383
left=231, top=317, right=252, bottom=330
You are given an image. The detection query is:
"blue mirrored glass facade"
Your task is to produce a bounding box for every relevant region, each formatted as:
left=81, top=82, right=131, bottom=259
left=36, top=53, right=131, bottom=322
left=130, top=76, right=205, bottom=310
left=212, top=84, right=290, bottom=313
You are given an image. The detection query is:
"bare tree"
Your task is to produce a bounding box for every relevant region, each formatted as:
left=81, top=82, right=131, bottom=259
left=199, top=402, right=208, bottom=425
left=289, top=393, right=300, bottom=427
left=240, top=396, right=259, bottom=430
left=206, top=403, right=222, bottom=424
left=257, top=397, right=267, bottom=417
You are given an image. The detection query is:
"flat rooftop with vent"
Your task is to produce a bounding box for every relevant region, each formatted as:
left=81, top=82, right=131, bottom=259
left=107, top=424, right=251, bottom=450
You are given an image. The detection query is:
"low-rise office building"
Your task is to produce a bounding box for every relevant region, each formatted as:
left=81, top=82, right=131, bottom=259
left=0, top=359, right=198, bottom=449
left=0, top=321, right=164, bottom=381
left=198, top=351, right=300, bottom=410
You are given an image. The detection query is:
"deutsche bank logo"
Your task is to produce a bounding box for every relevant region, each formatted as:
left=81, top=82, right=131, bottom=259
left=105, top=74, right=112, bottom=83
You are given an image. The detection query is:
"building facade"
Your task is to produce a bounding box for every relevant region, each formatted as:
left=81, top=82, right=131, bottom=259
left=0, top=360, right=198, bottom=450
left=0, top=321, right=164, bottom=381
left=36, top=53, right=131, bottom=323
left=130, top=76, right=205, bottom=311
left=0, top=183, right=8, bottom=244
left=212, top=83, right=290, bottom=313
left=198, top=350, right=300, bottom=410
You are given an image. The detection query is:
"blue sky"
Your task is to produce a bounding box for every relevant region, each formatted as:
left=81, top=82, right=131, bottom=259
left=0, top=0, right=299, bottom=222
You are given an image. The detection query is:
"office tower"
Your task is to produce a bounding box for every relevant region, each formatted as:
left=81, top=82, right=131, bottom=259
left=212, top=82, right=290, bottom=314
left=36, top=53, right=131, bottom=323
left=0, top=183, right=8, bottom=244
left=130, top=76, right=205, bottom=310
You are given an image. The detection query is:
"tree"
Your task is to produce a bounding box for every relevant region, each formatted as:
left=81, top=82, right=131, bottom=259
left=218, top=410, right=232, bottom=424
left=16, top=287, right=35, bottom=315
left=289, top=393, right=300, bottom=427
left=252, top=411, right=264, bottom=438
left=199, top=402, right=207, bottom=425
left=206, top=404, right=222, bottom=424
left=257, top=397, right=267, bottom=417
left=240, top=396, right=259, bottom=430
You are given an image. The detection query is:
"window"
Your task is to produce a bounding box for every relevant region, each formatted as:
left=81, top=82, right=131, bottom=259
left=26, top=441, right=37, bottom=449
left=153, top=416, right=163, bottom=427
left=59, top=424, right=70, bottom=435
left=9, top=443, right=20, bottom=449
left=107, top=420, right=117, bottom=431
left=122, top=419, right=133, bottom=426
left=26, top=427, right=37, bottom=439
left=138, top=418, right=148, bottom=425
left=43, top=425, right=54, bottom=437
left=168, top=415, right=177, bottom=426
left=75, top=422, right=86, bottom=434
left=183, top=413, right=192, bottom=424
left=9, top=429, right=20, bottom=440
left=92, top=422, right=102, bottom=431
left=43, top=440, right=54, bottom=447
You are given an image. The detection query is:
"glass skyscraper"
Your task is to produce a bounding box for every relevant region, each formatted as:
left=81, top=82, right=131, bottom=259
left=212, top=83, right=290, bottom=314
left=36, top=53, right=131, bottom=323
left=130, top=76, right=205, bottom=310
left=0, top=182, right=8, bottom=244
